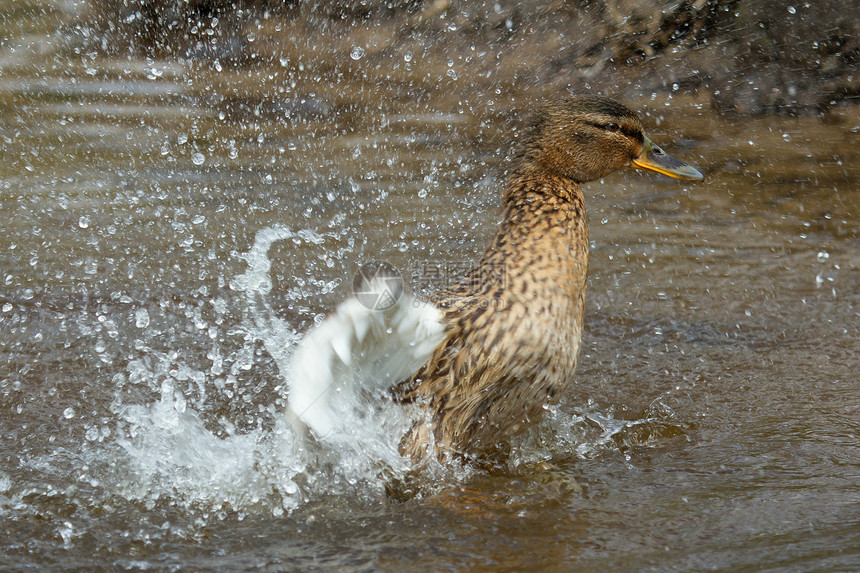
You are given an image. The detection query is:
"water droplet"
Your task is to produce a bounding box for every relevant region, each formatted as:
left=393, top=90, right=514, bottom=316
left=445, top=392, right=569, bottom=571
left=817, top=251, right=830, bottom=262
left=161, top=379, right=174, bottom=395
left=2, top=303, right=12, bottom=312
left=782, top=133, right=791, bottom=142
left=672, top=83, right=679, bottom=91
left=192, top=152, right=205, bottom=165
left=134, top=308, right=150, bottom=328
left=59, top=523, right=74, bottom=545
left=350, top=46, right=365, bottom=60
left=78, top=215, right=90, bottom=229
left=177, top=134, right=188, bottom=145
left=787, top=5, right=796, bottom=13
left=63, top=407, right=76, bottom=419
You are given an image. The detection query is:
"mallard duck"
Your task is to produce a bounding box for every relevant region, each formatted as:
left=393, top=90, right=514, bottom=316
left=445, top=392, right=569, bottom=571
left=285, top=95, right=703, bottom=466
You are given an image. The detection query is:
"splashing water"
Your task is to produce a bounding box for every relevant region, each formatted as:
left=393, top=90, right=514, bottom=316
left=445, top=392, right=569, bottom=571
left=229, top=225, right=303, bottom=372
left=108, top=225, right=435, bottom=514
left=114, top=383, right=305, bottom=514
left=106, top=225, right=687, bottom=514
left=109, top=225, right=315, bottom=514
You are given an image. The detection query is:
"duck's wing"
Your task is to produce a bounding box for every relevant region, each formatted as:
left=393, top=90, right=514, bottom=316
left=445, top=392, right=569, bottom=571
left=285, top=292, right=447, bottom=442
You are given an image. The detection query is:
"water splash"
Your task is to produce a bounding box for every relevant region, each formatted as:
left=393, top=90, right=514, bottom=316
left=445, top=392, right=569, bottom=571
left=229, top=224, right=303, bottom=372
left=105, top=224, right=687, bottom=515
left=114, top=383, right=305, bottom=514
left=108, top=224, right=417, bottom=514
left=513, top=398, right=691, bottom=466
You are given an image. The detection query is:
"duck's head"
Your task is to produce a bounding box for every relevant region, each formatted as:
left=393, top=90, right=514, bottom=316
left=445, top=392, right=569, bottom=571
left=516, top=95, right=703, bottom=183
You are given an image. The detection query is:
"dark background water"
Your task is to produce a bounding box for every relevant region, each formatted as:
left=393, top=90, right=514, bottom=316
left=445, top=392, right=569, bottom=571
left=1, top=1, right=858, bottom=571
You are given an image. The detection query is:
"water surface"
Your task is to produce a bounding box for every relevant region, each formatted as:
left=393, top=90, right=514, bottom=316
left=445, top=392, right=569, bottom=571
left=1, top=4, right=859, bottom=571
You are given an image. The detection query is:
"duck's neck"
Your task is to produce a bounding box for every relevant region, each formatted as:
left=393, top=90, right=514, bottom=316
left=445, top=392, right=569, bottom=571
left=502, top=166, right=583, bottom=217
left=498, top=167, right=587, bottom=246
left=476, top=168, right=589, bottom=295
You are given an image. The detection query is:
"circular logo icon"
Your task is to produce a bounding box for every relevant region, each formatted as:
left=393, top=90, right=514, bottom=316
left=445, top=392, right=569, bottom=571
left=353, top=262, right=403, bottom=311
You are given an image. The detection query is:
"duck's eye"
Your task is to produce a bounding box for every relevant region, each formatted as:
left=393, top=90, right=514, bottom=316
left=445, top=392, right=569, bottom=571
left=605, top=123, right=620, bottom=132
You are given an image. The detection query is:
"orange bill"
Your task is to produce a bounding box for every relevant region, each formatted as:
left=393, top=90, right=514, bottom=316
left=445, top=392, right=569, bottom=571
left=631, top=135, right=704, bottom=181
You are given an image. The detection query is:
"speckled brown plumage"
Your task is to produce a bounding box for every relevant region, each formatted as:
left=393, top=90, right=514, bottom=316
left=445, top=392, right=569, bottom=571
left=391, top=95, right=700, bottom=465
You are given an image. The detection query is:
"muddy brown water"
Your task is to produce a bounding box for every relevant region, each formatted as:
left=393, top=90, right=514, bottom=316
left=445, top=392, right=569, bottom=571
left=1, top=4, right=859, bottom=572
